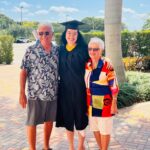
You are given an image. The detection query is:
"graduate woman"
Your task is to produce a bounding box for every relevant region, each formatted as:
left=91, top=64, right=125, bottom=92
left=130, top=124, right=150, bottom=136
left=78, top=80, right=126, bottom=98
left=56, top=20, right=88, bottom=150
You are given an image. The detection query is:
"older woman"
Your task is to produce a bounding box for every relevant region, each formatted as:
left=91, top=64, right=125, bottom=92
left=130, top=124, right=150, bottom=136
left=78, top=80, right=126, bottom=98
left=85, top=37, right=119, bottom=150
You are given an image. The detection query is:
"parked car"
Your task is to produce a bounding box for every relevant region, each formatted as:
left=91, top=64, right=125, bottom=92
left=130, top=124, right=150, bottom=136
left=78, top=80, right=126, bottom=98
left=15, top=38, right=30, bottom=43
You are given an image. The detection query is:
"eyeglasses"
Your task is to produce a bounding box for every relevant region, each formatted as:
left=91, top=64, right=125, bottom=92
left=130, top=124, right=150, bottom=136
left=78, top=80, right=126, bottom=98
left=88, top=48, right=99, bottom=51
left=38, top=31, right=50, bottom=36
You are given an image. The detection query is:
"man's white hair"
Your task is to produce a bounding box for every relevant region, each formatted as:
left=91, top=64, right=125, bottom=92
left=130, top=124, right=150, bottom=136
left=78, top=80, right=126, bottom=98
left=37, top=22, right=54, bottom=33
left=88, top=37, right=105, bottom=50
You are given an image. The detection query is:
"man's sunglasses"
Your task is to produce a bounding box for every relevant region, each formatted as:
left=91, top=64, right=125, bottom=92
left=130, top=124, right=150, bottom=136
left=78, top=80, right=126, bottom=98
left=38, top=31, right=50, bottom=36
left=88, top=48, right=99, bottom=51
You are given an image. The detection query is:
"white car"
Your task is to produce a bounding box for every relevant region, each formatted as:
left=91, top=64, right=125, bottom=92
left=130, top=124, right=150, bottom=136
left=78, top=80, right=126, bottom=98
left=16, top=38, right=30, bottom=43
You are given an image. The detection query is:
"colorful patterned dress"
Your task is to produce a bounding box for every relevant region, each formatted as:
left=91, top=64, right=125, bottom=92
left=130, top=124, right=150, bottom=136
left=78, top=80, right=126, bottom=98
left=84, top=58, right=119, bottom=117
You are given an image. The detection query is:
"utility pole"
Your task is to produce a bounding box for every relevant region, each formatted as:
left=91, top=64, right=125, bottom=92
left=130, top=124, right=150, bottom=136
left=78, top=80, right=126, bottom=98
left=92, top=17, right=95, bottom=31
left=20, top=6, right=23, bottom=25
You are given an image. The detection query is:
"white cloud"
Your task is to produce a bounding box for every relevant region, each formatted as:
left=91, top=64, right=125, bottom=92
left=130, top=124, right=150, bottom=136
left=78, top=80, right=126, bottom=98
left=13, top=6, right=21, bottom=12
left=123, top=8, right=136, bottom=14
left=98, top=10, right=104, bottom=18
left=12, top=6, right=29, bottom=13
left=12, top=2, right=30, bottom=14
left=65, top=15, right=74, bottom=21
left=26, top=12, right=35, bottom=17
left=122, top=16, right=127, bottom=22
left=137, top=13, right=148, bottom=19
left=35, top=10, right=49, bottom=15
left=49, top=6, right=79, bottom=14
left=19, top=2, right=31, bottom=8
left=99, top=10, right=104, bottom=14
left=123, top=7, right=148, bottom=20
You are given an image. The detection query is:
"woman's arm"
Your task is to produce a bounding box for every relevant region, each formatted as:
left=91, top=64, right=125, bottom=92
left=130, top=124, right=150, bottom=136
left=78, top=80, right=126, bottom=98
left=107, top=65, right=119, bottom=114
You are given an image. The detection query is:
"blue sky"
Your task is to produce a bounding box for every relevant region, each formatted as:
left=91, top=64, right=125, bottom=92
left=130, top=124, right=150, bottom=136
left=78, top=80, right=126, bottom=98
left=0, top=0, right=149, bottom=30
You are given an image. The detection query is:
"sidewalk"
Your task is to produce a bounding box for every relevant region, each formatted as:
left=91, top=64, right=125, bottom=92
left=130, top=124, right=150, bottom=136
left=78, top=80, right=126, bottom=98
left=0, top=43, right=150, bottom=150
left=0, top=96, right=150, bottom=150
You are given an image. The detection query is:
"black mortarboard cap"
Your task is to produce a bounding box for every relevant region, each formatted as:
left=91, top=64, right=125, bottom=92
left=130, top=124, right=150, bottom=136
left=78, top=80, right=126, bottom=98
left=60, top=20, right=84, bottom=30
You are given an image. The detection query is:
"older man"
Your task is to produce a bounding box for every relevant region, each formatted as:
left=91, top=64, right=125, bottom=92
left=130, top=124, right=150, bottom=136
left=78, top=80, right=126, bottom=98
left=19, top=23, right=59, bottom=150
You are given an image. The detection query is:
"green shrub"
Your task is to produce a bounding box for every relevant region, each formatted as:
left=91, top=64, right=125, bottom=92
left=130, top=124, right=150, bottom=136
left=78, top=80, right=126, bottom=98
left=123, top=56, right=150, bottom=71
left=118, top=82, right=141, bottom=108
left=118, top=71, right=150, bottom=108
left=126, top=71, right=150, bottom=101
left=137, top=84, right=150, bottom=101
left=0, top=35, right=14, bottom=64
left=0, top=46, right=4, bottom=63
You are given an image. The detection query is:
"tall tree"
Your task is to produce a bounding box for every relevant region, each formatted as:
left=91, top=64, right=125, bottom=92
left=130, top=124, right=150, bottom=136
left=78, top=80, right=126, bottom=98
left=52, top=23, right=64, bottom=33
left=22, top=21, right=39, bottom=29
left=105, top=0, right=126, bottom=83
left=0, top=13, right=15, bottom=29
left=142, top=17, right=150, bottom=30
left=81, top=17, right=104, bottom=32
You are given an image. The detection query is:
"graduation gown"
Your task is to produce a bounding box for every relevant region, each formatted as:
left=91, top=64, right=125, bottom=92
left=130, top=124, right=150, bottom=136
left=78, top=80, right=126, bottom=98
left=56, top=44, right=89, bottom=131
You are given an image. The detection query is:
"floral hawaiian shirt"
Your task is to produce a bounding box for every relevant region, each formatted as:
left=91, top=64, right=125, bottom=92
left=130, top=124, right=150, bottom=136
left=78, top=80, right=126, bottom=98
left=21, top=42, right=59, bottom=101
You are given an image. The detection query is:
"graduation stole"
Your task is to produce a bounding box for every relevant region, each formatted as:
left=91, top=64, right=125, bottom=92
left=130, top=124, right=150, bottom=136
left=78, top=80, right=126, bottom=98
left=66, top=44, right=76, bottom=52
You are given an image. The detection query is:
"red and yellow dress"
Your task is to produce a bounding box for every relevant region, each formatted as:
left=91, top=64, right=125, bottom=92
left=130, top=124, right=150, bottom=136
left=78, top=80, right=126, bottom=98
left=84, top=58, right=119, bottom=117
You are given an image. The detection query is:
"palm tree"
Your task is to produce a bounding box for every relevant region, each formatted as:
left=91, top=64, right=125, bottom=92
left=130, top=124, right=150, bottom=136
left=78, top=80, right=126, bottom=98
left=105, top=0, right=126, bottom=83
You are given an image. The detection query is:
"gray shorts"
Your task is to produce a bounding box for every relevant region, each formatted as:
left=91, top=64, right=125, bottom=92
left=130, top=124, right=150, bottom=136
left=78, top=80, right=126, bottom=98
left=26, top=99, right=57, bottom=126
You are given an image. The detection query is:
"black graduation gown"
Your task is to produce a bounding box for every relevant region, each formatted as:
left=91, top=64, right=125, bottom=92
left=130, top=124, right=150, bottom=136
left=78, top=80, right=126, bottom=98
left=56, top=44, right=89, bottom=131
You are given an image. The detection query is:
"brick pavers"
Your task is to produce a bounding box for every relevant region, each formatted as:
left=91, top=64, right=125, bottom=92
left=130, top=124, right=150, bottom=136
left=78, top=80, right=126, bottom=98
left=0, top=43, right=150, bottom=149
left=1, top=97, right=150, bottom=150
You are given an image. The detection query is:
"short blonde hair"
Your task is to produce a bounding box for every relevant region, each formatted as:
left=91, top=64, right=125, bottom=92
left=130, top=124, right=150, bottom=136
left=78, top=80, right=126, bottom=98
left=88, top=37, right=104, bottom=50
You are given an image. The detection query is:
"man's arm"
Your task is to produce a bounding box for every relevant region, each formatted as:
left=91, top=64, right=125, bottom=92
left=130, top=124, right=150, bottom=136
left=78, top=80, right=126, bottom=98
left=19, top=69, right=27, bottom=109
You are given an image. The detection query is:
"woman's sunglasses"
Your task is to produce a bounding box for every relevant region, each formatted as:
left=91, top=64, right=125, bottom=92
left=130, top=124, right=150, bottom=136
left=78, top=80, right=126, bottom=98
left=88, top=48, right=99, bottom=51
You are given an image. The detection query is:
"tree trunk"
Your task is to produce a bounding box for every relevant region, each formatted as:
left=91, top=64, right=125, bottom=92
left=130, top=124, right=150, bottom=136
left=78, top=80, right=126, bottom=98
left=105, top=0, right=126, bottom=83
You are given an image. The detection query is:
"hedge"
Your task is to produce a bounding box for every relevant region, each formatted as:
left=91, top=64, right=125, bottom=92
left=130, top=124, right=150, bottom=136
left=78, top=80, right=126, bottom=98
left=0, top=35, right=14, bottom=64
left=55, top=30, right=150, bottom=57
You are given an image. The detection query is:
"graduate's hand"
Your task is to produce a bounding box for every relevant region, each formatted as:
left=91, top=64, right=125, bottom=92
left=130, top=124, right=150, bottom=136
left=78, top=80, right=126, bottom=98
left=103, top=57, right=113, bottom=70
left=106, top=61, right=113, bottom=70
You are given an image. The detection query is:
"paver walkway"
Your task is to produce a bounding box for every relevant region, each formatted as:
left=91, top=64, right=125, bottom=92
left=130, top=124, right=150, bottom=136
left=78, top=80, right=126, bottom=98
left=1, top=96, right=150, bottom=150
left=0, top=43, right=150, bottom=150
